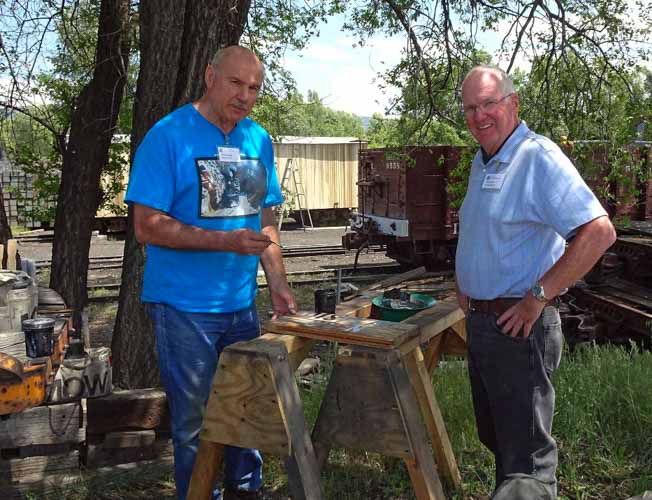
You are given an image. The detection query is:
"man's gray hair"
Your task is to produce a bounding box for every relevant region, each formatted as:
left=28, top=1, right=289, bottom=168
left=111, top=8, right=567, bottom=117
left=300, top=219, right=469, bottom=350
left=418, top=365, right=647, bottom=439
left=462, top=65, right=516, bottom=96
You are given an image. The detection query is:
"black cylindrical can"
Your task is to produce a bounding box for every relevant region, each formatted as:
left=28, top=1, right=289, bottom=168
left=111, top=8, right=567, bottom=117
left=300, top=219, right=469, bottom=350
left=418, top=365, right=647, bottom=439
left=314, top=288, right=337, bottom=314
left=23, top=317, right=55, bottom=358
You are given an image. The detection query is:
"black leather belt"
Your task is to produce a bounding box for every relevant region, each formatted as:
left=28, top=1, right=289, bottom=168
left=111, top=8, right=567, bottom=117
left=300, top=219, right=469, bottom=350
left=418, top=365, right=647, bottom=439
left=468, top=298, right=521, bottom=316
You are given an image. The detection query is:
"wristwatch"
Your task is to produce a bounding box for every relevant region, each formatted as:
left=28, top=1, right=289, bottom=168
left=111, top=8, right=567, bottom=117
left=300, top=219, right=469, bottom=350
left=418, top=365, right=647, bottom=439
left=530, top=281, right=548, bottom=303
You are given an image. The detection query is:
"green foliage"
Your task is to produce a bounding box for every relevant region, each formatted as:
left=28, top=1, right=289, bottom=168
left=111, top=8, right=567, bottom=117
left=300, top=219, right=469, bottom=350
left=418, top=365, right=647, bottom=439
left=432, top=345, right=652, bottom=499
left=568, top=141, right=648, bottom=216
left=518, top=55, right=650, bottom=144
left=0, top=0, right=136, bottom=224
left=446, top=148, right=474, bottom=210
left=554, top=344, right=652, bottom=498
left=4, top=145, right=60, bottom=223
left=366, top=112, right=471, bottom=148
left=1, top=111, right=60, bottom=223
left=252, top=90, right=364, bottom=138
left=101, top=139, right=130, bottom=216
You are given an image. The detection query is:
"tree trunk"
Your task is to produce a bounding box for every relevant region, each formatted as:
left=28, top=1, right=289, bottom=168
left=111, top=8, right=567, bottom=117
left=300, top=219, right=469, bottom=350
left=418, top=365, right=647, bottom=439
left=49, top=0, right=131, bottom=329
left=112, top=0, right=251, bottom=389
left=0, top=185, right=13, bottom=267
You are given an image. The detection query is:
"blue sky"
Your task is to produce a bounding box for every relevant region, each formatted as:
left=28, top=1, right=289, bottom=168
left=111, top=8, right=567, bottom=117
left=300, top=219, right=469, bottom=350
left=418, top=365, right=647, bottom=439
left=282, top=15, right=508, bottom=117
left=283, top=19, right=405, bottom=117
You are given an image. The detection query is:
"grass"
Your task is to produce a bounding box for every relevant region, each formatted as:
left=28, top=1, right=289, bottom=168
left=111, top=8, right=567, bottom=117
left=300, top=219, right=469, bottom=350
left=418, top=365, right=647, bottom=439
left=281, top=343, right=652, bottom=500
left=31, top=286, right=652, bottom=499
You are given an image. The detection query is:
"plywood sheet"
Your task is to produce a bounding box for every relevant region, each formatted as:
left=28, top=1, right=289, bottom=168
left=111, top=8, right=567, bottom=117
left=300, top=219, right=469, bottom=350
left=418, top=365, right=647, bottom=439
left=312, top=355, right=411, bottom=457
left=200, top=349, right=289, bottom=455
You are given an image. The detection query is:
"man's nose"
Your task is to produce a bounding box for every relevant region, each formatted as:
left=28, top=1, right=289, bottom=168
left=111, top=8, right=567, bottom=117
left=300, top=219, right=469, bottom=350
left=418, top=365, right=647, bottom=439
left=471, top=106, right=488, bottom=119
left=236, top=85, right=250, bottom=101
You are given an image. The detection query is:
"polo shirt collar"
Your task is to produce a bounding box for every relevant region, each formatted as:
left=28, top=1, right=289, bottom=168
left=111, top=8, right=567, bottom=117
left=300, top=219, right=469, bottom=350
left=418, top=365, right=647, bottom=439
left=488, top=121, right=530, bottom=166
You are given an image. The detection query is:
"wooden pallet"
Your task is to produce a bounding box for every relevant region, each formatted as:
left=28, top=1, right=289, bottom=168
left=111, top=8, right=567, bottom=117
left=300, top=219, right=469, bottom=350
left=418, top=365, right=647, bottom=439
left=263, top=311, right=419, bottom=350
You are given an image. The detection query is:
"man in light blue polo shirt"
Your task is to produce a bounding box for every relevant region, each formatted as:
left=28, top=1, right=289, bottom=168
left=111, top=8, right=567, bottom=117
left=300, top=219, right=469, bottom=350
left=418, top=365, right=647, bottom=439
left=455, top=65, right=616, bottom=499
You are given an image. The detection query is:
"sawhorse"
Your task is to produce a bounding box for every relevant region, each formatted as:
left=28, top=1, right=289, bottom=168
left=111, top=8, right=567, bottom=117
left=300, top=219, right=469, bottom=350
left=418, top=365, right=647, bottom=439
left=187, top=296, right=466, bottom=499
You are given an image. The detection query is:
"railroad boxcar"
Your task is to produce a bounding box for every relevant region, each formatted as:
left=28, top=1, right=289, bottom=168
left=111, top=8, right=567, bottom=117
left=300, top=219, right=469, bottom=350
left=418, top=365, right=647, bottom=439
left=344, top=144, right=651, bottom=270
left=343, top=146, right=468, bottom=269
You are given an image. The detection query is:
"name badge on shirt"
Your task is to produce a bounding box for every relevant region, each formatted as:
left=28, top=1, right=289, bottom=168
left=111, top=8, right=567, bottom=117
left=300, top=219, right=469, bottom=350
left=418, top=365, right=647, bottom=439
left=482, top=173, right=506, bottom=190
left=217, top=146, right=240, bottom=162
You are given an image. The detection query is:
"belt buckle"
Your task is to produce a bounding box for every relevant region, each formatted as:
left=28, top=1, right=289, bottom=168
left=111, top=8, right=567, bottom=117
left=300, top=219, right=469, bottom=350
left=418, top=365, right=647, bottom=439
left=468, top=298, right=477, bottom=312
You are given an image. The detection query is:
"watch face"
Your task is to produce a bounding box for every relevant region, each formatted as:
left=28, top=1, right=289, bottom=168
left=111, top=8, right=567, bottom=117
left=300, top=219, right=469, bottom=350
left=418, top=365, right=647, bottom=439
left=532, top=284, right=546, bottom=301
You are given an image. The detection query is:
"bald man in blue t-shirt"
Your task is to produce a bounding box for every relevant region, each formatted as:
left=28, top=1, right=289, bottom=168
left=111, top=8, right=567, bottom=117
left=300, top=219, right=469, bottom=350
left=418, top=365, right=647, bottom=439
left=126, top=46, right=296, bottom=500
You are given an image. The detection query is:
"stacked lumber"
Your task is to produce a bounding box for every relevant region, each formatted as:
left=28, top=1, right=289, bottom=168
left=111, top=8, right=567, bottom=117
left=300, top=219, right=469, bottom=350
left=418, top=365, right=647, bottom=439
left=84, top=389, right=172, bottom=468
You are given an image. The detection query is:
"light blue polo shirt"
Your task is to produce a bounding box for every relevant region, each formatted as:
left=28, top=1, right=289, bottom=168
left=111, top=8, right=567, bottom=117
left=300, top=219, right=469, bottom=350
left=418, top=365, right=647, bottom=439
left=455, top=122, right=607, bottom=300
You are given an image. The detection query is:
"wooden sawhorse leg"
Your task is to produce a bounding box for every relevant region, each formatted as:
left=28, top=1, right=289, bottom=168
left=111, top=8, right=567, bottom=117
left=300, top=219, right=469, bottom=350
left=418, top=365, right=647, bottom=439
left=404, top=346, right=462, bottom=489
left=187, top=334, right=323, bottom=500
left=188, top=441, right=225, bottom=498
left=311, top=346, right=447, bottom=500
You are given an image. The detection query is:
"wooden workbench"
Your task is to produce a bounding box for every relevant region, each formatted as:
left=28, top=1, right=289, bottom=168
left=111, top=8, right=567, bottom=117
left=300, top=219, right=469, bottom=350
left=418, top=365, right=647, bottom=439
left=187, top=293, right=466, bottom=500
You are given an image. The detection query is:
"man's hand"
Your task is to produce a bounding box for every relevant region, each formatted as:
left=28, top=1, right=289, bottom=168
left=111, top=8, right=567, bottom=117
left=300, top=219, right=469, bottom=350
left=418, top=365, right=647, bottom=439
left=456, top=288, right=469, bottom=315
left=268, top=279, right=297, bottom=319
left=223, top=229, right=273, bottom=255
left=496, top=294, right=546, bottom=338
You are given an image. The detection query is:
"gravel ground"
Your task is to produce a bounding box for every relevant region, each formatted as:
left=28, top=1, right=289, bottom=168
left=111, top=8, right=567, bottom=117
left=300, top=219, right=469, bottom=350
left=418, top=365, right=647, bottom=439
left=16, top=226, right=395, bottom=347
left=17, top=226, right=393, bottom=275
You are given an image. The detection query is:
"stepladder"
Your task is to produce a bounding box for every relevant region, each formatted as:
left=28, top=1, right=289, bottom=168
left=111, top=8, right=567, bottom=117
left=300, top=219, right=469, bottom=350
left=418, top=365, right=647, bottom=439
left=277, top=158, right=313, bottom=231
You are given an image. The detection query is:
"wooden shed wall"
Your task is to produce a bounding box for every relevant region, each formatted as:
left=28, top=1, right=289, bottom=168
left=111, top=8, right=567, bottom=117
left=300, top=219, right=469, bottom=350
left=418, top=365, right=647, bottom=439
left=273, top=142, right=361, bottom=210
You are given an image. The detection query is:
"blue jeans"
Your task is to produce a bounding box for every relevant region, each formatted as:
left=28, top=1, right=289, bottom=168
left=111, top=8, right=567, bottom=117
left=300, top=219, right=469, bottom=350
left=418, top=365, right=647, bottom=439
left=466, top=305, right=563, bottom=499
left=148, top=303, right=264, bottom=500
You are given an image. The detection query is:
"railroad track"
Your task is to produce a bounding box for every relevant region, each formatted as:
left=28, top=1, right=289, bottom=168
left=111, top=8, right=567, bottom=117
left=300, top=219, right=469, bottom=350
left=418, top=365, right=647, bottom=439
left=86, top=263, right=454, bottom=303
left=34, top=244, right=385, bottom=272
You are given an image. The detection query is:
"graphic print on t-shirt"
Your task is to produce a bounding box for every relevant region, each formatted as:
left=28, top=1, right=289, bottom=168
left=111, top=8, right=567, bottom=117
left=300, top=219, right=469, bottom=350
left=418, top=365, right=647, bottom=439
left=196, top=157, right=267, bottom=217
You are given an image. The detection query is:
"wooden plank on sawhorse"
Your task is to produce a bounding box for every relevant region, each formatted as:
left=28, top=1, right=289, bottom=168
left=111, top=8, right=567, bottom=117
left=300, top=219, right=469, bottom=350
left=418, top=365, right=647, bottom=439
left=264, top=298, right=465, bottom=496
left=403, top=296, right=467, bottom=374
left=187, top=333, right=322, bottom=500
left=264, top=311, right=420, bottom=351
left=330, top=295, right=465, bottom=493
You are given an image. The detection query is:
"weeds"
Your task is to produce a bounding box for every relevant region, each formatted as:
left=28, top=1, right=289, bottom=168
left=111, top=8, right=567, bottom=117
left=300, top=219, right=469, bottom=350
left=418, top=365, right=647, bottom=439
left=33, top=306, right=652, bottom=499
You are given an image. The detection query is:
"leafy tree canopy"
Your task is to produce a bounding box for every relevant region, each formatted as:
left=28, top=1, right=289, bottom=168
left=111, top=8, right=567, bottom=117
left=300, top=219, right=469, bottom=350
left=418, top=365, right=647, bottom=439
left=252, top=90, right=364, bottom=138
left=335, top=0, right=651, bottom=145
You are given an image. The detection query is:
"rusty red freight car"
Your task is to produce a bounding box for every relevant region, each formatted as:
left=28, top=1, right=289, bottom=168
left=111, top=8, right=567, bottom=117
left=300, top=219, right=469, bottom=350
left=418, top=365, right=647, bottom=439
left=344, top=144, right=651, bottom=270
left=343, top=146, right=468, bottom=269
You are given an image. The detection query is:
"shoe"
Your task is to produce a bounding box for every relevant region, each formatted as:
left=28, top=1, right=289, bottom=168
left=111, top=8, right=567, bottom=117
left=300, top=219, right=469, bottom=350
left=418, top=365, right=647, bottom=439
left=223, top=485, right=262, bottom=500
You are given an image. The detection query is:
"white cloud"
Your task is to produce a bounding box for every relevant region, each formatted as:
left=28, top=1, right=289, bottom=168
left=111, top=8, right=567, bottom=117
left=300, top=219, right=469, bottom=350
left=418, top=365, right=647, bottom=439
left=285, top=33, right=405, bottom=116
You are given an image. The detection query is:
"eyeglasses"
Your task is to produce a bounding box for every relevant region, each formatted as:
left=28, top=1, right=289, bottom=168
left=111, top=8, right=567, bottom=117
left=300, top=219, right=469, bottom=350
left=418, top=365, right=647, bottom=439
left=461, top=93, right=514, bottom=117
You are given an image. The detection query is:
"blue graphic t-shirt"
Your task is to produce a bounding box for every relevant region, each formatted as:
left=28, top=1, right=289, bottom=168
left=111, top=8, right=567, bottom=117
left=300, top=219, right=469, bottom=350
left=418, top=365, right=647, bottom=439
left=125, top=104, right=283, bottom=312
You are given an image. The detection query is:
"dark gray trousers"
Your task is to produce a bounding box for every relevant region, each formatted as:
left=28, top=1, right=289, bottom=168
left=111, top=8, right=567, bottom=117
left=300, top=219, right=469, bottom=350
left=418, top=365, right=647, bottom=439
left=466, top=305, right=563, bottom=499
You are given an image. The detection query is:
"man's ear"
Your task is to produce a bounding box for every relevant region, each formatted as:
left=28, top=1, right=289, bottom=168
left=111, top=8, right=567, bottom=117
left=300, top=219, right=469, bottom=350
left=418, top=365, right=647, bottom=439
left=205, top=64, right=215, bottom=88
left=512, top=93, right=520, bottom=112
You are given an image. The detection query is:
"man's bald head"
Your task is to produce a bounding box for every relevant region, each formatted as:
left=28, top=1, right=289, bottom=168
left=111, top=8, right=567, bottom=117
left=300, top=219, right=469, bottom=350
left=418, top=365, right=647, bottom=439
left=210, top=46, right=264, bottom=79
left=196, top=45, right=264, bottom=133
